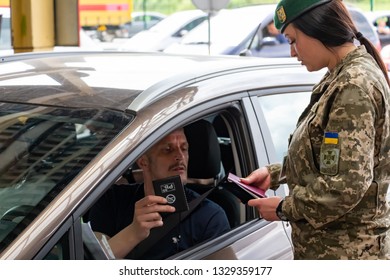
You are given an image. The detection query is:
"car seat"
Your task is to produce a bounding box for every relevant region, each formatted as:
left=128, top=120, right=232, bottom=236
left=184, top=119, right=240, bottom=228
left=212, top=115, right=235, bottom=174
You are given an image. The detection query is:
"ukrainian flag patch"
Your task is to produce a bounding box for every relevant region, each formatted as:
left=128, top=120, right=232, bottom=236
left=320, top=132, right=340, bottom=175
left=324, top=132, right=338, bottom=144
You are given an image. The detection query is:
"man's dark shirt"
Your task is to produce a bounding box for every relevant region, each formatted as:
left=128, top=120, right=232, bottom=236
left=89, top=184, right=230, bottom=259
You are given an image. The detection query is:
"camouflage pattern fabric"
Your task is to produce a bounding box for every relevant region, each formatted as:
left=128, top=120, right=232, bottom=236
left=270, top=46, right=390, bottom=259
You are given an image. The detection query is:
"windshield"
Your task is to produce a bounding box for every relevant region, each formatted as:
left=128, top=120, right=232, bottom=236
left=0, top=103, right=133, bottom=252
left=149, top=11, right=204, bottom=34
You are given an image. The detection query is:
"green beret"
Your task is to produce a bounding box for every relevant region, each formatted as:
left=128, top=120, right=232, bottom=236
left=274, top=0, right=332, bottom=32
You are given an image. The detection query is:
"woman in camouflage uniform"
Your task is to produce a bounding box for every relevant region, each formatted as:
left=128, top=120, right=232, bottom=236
left=242, top=0, right=390, bottom=259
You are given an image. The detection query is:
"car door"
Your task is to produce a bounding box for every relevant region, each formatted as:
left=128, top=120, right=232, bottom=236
left=183, top=85, right=316, bottom=260
left=161, top=92, right=294, bottom=260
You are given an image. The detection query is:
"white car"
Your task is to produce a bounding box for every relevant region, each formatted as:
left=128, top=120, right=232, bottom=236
left=117, top=11, right=166, bottom=38
left=164, top=5, right=279, bottom=56
left=120, top=9, right=208, bottom=52
left=164, top=4, right=381, bottom=58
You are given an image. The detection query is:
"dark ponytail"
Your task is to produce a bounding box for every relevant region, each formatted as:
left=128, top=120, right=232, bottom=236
left=355, top=32, right=390, bottom=86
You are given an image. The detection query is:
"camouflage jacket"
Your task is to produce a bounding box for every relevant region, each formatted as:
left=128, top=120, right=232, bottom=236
left=269, top=46, right=390, bottom=259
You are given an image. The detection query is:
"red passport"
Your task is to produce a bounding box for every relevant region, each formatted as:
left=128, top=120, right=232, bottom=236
left=227, top=173, right=266, bottom=198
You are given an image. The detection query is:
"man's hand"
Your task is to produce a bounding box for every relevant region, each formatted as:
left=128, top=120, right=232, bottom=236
left=107, top=195, right=175, bottom=259
left=130, top=195, right=175, bottom=242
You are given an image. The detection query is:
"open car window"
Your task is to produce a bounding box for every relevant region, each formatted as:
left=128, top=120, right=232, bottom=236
left=81, top=108, right=264, bottom=259
left=257, top=91, right=310, bottom=162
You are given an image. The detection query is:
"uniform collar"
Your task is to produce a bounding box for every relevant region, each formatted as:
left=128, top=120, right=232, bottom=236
left=312, top=45, right=368, bottom=95
left=328, top=45, right=367, bottom=77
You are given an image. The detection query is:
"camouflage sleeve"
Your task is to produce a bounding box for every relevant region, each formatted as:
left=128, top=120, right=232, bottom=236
left=265, top=163, right=282, bottom=190
left=284, top=83, right=380, bottom=228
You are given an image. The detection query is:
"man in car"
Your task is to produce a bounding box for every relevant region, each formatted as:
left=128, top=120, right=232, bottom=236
left=377, top=17, right=390, bottom=35
left=266, top=20, right=288, bottom=44
left=89, top=127, right=230, bottom=259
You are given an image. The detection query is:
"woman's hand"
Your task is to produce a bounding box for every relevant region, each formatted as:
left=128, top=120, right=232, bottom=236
left=248, top=196, right=282, bottom=221
left=240, top=167, right=271, bottom=191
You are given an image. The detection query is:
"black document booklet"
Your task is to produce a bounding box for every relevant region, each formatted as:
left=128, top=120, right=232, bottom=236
left=153, top=175, right=189, bottom=212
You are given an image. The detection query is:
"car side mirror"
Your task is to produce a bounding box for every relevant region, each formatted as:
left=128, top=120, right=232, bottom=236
left=239, top=49, right=253, bottom=57
left=179, top=29, right=189, bottom=37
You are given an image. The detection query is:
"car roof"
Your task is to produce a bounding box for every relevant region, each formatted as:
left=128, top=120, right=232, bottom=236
left=365, top=10, right=390, bottom=21
left=147, top=9, right=207, bottom=33
left=0, top=51, right=301, bottom=113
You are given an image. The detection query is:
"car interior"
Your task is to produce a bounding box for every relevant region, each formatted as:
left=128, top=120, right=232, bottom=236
left=184, top=118, right=240, bottom=229
left=79, top=111, right=262, bottom=260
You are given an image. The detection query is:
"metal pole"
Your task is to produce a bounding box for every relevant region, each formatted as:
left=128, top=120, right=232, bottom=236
left=207, top=12, right=211, bottom=55
left=370, top=0, right=374, bottom=11
left=143, top=0, right=147, bottom=30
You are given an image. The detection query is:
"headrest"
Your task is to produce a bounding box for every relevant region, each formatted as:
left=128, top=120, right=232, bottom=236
left=184, top=120, right=221, bottom=179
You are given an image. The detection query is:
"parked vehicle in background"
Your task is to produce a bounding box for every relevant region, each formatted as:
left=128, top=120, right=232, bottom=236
left=79, top=0, right=133, bottom=42
left=347, top=6, right=382, bottom=51
left=164, top=5, right=280, bottom=57
left=365, top=10, right=390, bottom=47
left=120, top=9, right=208, bottom=52
left=117, top=11, right=166, bottom=38
left=164, top=5, right=381, bottom=58
left=79, top=0, right=133, bottom=27
left=0, top=7, right=11, bottom=51
left=381, top=44, right=390, bottom=70
left=0, top=50, right=326, bottom=260
left=248, top=5, right=382, bottom=57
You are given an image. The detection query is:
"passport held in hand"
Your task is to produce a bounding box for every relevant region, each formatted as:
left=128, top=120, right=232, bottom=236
left=227, top=173, right=266, bottom=198
left=153, top=175, right=189, bottom=212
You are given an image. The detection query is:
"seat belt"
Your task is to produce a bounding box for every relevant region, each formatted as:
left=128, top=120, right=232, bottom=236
left=128, top=187, right=215, bottom=259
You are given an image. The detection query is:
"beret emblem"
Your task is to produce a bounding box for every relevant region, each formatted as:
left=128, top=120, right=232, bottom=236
left=276, top=6, right=287, bottom=23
